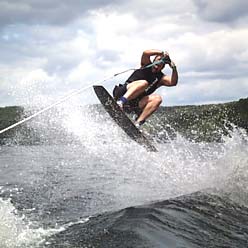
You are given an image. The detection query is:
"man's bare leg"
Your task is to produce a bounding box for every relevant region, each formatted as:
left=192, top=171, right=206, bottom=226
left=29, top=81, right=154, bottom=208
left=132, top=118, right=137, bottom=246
left=136, top=95, right=162, bottom=123
left=123, top=80, right=148, bottom=100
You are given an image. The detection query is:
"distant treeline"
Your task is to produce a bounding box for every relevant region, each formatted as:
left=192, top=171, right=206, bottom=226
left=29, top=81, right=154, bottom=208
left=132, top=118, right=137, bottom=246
left=149, top=97, right=248, bottom=142
left=0, top=106, right=25, bottom=145
left=0, top=98, right=247, bottom=145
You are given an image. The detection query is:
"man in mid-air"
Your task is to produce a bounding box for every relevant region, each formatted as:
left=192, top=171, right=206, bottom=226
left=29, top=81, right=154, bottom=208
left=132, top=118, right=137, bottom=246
left=113, top=49, right=178, bottom=128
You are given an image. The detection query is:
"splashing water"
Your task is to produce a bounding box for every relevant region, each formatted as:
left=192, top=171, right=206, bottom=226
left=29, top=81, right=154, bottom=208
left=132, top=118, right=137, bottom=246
left=0, top=197, right=45, bottom=248
left=0, top=98, right=247, bottom=247
left=16, top=102, right=248, bottom=205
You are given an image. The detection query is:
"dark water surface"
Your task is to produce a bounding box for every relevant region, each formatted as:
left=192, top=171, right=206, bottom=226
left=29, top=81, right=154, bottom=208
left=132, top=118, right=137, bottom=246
left=0, top=106, right=248, bottom=247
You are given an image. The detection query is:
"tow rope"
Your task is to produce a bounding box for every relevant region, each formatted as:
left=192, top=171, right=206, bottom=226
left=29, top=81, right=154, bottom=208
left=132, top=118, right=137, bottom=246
left=0, top=57, right=168, bottom=134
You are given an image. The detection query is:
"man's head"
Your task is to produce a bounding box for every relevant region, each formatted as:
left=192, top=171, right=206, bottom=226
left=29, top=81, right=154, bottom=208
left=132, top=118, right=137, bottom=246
left=152, top=55, right=166, bottom=72
left=152, top=52, right=172, bottom=72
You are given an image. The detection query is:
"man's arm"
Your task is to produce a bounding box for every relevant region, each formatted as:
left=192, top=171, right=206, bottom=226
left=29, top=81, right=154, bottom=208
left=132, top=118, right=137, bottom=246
left=141, top=49, right=164, bottom=66
left=160, top=61, right=178, bottom=87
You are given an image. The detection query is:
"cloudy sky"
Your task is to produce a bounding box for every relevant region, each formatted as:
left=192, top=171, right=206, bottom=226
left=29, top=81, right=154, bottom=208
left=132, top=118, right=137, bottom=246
left=0, top=0, right=247, bottom=107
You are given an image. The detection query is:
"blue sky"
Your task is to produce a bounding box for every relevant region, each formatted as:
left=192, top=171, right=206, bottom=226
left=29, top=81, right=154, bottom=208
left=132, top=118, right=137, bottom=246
left=0, top=0, right=247, bottom=107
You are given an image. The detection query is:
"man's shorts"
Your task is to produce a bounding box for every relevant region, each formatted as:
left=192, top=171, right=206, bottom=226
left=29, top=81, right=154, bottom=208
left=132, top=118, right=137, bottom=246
left=113, top=84, right=127, bottom=101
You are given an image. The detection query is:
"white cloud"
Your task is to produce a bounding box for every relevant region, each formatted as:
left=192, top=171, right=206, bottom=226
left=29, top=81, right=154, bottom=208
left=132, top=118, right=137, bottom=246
left=0, top=0, right=118, bottom=28
left=173, top=28, right=248, bottom=75
left=193, top=0, right=248, bottom=23
left=0, top=0, right=247, bottom=107
left=161, top=77, right=248, bottom=105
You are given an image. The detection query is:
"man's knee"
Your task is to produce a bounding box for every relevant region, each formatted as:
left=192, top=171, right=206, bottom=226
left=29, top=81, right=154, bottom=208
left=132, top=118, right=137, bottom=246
left=138, top=80, right=149, bottom=88
left=127, top=80, right=148, bottom=90
left=152, top=95, right=162, bottom=107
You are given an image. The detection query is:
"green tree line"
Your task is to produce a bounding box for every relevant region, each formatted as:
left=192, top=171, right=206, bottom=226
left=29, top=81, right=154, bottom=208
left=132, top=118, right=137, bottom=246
left=0, top=98, right=247, bottom=145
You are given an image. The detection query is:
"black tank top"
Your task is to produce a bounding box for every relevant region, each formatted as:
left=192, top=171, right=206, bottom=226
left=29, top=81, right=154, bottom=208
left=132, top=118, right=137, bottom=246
left=125, top=66, right=164, bottom=96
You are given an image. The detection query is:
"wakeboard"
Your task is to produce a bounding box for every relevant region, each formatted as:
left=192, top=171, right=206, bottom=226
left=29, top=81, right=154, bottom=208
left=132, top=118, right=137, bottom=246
left=93, top=85, right=157, bottom=152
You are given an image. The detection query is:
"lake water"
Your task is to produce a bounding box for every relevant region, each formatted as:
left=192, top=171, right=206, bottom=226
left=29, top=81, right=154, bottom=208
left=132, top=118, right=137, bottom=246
left=0, top=105, right=248, bottom=247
